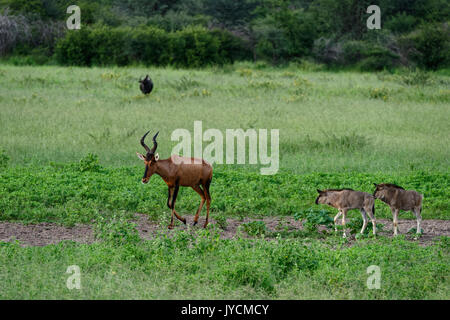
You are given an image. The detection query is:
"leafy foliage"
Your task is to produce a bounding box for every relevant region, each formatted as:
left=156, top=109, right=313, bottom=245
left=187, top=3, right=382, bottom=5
left=294, top=208, right=334, bottom=232
left=242, top=220, right=267, bottom=236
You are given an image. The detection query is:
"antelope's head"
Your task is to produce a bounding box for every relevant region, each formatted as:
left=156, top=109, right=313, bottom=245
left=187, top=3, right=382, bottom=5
left=136, top=131, right=159, bottom=184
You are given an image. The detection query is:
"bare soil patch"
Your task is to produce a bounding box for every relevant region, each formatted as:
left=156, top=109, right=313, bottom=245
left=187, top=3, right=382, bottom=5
left=0, top=214, right=448, bottom=247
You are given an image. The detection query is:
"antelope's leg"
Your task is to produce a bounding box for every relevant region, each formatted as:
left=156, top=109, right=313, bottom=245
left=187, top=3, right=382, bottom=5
left=360, top=209, right=368, bottom=234
left=334, top=210, right=342, bottom=232
left=171, top=184, right=186, bottom=224
left=191, top=185, right=205, bottom=226
left=203, top=179, right=212, bottom=228
left=414, top=206, right=422, bottom=235
left=167, top=187, right=175, bottom=229
left=392, top=208, right=399, bottom=236
left=366, top=205, right=377, bottom=236
left=341, top=209, right=348, bottom=238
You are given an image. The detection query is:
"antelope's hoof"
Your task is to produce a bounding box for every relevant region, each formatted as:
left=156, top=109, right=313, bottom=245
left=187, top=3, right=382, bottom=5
left=203, top=224, right=208, bottom=229
left=168, top=225, right=174, bottom=230
left=182, top=219, right=187, bottom=225
left=193, top=221, right=198, bottom=226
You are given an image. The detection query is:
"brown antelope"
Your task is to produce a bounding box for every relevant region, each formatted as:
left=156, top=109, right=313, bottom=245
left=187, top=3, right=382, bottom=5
left=136, top=131, right=213, bottom=229
left=373, top=183, right=423, bottom=236
left=315, top=188, right=376, bottom=238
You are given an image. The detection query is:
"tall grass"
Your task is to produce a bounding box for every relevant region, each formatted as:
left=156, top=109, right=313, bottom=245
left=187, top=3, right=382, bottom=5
left=0, top=64, right=448, bottom=173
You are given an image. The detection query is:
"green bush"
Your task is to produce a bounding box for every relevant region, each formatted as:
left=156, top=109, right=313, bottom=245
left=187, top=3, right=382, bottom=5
left=385, top=13, right=417, bottom=34
left=408, top=23, right=450, bottom=70
left=55, top=28, right=94, bottom=66
left=358, top=47, right=399, bottom=71
left=294, top=208, right=333, bottom=232
left=78, top=153, right=102, bottom=172
left=130, top=27, right=171, bottom=66
left=55, top=26, right=245, bottom=67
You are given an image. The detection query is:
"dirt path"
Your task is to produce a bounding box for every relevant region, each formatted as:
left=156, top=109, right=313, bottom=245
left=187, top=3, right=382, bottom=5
left=0, top=214, right=449, bottom=247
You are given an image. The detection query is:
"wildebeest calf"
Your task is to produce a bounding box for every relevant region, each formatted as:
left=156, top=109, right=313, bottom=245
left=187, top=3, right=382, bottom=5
left=373, top=183, right=423, bottom=236
left=315, top=188, right=376, bottom=238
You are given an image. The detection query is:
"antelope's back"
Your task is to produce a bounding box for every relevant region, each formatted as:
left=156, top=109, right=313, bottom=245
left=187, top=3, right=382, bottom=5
left=171, top=155, right=212, bottom=182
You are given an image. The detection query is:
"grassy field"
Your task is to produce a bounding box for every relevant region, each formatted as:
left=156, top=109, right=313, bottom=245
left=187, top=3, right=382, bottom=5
left=1, top=232, right=448, bottom=299
left=0, top=63, right=449, bottom=172
left=0, top=63, right=449, bottom=299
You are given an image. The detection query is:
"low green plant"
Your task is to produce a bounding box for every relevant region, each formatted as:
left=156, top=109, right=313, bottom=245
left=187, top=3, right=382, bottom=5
left=369, top=87, right=390, bottom=101
left=79, top=153, right=102, bottom=172
left=294, top=208, right=334, bottom=232
left=214, top=214, right=228, bottom=230
left=94, top=213, right=140, bottom=245
left=400, top=70, right=432, bottom=86
left=242, top=221, right=267, bottom=236
left=169, top=75, right=200, bottom=91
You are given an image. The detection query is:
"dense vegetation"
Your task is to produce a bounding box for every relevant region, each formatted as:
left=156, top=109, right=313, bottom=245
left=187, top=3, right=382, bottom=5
left=0, top=163, right=448, bottom=225
left=1, top=0, right=449, bottom=69
left=1, top=233, right=448, bottom=299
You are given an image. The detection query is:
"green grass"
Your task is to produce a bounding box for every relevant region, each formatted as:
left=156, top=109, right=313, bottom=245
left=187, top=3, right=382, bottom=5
left=0, top=233, right=448, bottom=299
left=0, top=64, right=448, bottom=173
left=0, top=163, right=448, bottom=225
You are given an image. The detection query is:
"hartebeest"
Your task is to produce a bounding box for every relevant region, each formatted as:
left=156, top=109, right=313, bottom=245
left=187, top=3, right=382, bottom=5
left=136, top=131, right=213, bottom=229
left=373, top=183, right=423, bottom=236
left=315, top=188, right=376, bottom=237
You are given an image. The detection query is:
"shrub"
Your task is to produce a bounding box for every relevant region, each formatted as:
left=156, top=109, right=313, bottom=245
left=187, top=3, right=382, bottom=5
left=294, top=208, right=333, bottom=232
left=358, top=47, right=399, bottom=71
left=89, top=26, right=130, bottom=66
left=55, top=25, right=245, bottom=67
left=407, top=23, right=450, bottom=70
left=399, top=69, right=432, bottom=86
left=385, top=13, right=417, bottom=34
left=129, top=26, right=171, bottom=66
left=79, top=153, right=101, bottom=172
left=55, top=28, right=94, bottom=66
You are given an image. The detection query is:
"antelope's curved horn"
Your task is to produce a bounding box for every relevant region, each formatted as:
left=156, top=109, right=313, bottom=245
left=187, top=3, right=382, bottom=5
left=140, top=131, right=151, bottom=153
left=150, top=131, right=159, bottom=153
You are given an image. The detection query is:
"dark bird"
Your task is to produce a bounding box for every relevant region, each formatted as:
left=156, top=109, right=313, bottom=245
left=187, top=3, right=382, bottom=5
left=139, top=75, right=153, bottom=95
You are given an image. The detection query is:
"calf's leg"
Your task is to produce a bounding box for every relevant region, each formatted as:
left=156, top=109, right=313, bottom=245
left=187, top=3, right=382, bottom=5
left=359, top=209, right=368, bottom=234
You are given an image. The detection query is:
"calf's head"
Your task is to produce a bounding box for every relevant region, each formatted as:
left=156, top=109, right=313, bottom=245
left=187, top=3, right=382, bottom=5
left=315, top=189, right=329, bottom=205
left=373, top=183, right=390, bottom=201
left=136, top=131, right=159, bottom=184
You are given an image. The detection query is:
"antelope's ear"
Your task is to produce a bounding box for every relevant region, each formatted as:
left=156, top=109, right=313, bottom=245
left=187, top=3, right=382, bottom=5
left=317, top=189, right=323, bottom=194
left=154, top=153, right=159, bottom=161
left=136, top=152, right=146, bottom=161
left=373, top=183, right=378, bottom=187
